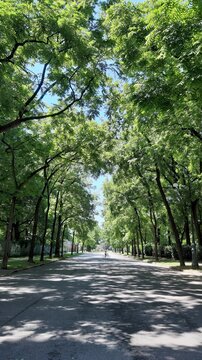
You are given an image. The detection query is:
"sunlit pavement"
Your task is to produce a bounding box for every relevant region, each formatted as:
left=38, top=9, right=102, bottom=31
left=0, top=252, right=202, bottom=360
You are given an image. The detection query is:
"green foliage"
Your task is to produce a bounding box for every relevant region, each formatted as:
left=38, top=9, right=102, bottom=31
left=0, top=0, right=110, bottom=133
left=0, top=0, right=201, bottom=269
left=102, top=0, right=202, bottom=266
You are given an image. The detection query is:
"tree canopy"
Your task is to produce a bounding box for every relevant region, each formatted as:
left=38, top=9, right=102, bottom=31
left=0, top=0, right=201, bottom=269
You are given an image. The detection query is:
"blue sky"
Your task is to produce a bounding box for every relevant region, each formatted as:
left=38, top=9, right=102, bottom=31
left=92, top=0, right=144, bottom=226
left=30, top=0, right=143, bottom=227
left=92, top=174, right=112, bottom=227
left=92, top=175, right=105, bottom=226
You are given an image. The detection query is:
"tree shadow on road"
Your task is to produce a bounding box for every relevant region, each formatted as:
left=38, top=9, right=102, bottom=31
left=0, top=253, right=202, bottom=360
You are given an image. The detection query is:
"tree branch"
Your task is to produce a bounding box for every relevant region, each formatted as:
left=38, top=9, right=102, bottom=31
left=181, top=127, right=202, bottom=142
left=18, top=61, right=50, bottom=119
left=0, top=39, right=50, bottom=63
left=2, top=135, right=18, bottom=188
left=0, top=77, right=94, bottom=133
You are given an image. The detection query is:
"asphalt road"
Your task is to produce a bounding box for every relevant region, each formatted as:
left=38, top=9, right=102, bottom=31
left=0, top=252, right=202, bottom=360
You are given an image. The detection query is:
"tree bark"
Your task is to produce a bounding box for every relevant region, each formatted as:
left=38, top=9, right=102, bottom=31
left=167, top=229, right=171, bottom=245
left=184, top=216, right=191, bottom=246
left=28, top=195, right=42, bottom=263
left=40, top=187, right=50, bottom=262
left=61, top=224, right=66, bottom=257
left=14, top=220, right=20, bottom=244
left=131, top=238, right=134, bottom=256
left=190, top=206, right=199, bottom=268
left=81, top=239, right=84, bottom=253
left=149, top=206, right=159, bottom=261
left=156, top=167, right=185, bottom=266
left=135, top=208, right=144, bottom=259
left=55, top=214, right=62, bottom=257
left=28, top=164, right=54, bottom=263
left=49, top=191, right=59, bottom=258
left=191, top=199, right=202, bottom=246
left=71, top=231, right=75, bottom=255
left=135, top=168, right=158, bottom=260
left=1, top=196, right=16, bottom=269
left=136, top=229, right=140, bottom=258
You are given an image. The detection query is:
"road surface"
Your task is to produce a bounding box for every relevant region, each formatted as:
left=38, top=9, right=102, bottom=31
left=0, top=252, right=202, bottom=360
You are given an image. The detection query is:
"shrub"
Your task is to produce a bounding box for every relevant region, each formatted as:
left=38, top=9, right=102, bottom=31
left=144, top=243, right=153, bottom=256
left=197, top=246, right=202, bottom=261
left=182, top=245, right=192, bottom=261
left=164, top=246, right=173, bottom=259
left=171, top=244, right=192, bottom=261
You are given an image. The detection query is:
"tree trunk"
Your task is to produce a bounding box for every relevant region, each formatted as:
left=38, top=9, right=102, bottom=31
left=49, top=191, right=59, bottom=258
left=71, top=231, right=75, bottom=255
left=55, top=214, right=62, bottom=257
left=156, top=167, right=185, bottom=267
left=29, top=168, right=52, bottom=263
left=135, top=208, right=144, bottom=259
left=131, top=238, right=134, bottom=256
left=1, top=196, right=16, bottom=269
left=14, top=220, right=20, bottom=244
left=81, top=240, right=84, bottom=253
left=28, top=196, right=42, bottom=263
left=136, top=230, right=140, bottom=257
left=154, top=228, right=158, bottom=261
left=149, top=207, right=159, bottom=261
left=157, top=228, right=161, bottom=244
left=184, top=216, right=191, bottom=246
left=191, top=199, right=202, bottom=246
left=40, top=187, right=50, bottom=262
left=167, top=229, right=171, bottom=245
left=191, top=207, right=199, bottom=269
left=146, top=187, right=159, bottom=260
left=54, top=190, right=63, bottom=258
left=61, top=224, right=66, bottom=257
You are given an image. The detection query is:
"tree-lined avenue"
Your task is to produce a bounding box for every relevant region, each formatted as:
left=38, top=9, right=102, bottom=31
left=0, top=253, right=202, bottom=360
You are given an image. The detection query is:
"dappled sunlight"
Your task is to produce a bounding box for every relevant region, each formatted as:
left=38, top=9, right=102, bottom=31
left=134, top=290, right=202, bottom=308
left=0, top=253, right=202, bottom=359
left=130, top=327, right=202, bottom=349
left=43, top=295, right=65, bottom=301
left=64, top=275, right=94, bottom=282
left=63, top=321, right=122, bottom=349
left=0, top=296, right=24, bottom=302
left=0, top=285, right=50, bottom=295
left=0, top=321, right=43, bottom=343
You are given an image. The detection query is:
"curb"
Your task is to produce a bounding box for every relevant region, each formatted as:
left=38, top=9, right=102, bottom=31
left=0, top=255, right=80, bottom=277
left=0, top=260, right=58, bottom=277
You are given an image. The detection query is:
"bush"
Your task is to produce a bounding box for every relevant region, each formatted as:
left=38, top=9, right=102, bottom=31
left=158, top=245, right=166, bottom=257
left=144, top=243, right=153, bottom=256
left=164, top=246, right=173, bottom=259
left=171, top=245, right=179, bottom=260
left=197, top=246, right=202, bottom=261
left=182, top=245, right=192, bottom=261
left=170, top=244, right=192, bottom=261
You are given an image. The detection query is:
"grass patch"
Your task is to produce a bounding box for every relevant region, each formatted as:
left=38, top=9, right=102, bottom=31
left=143, top=257, right=180, bottom=266
left=123, top=254, right=202, bottom=271
left=62, top=252, right=81, bottom=259
left=6, top=256, right=57, bottom=271
left=138, top=256, right=202, bottom=271
left=0, top=252, right=80, bottom=271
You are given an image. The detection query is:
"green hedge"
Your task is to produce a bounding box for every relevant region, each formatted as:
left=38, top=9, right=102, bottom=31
left=144, top=244, right=202, bottom=261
